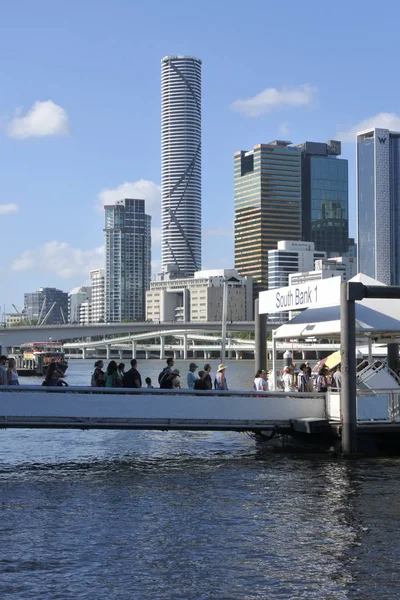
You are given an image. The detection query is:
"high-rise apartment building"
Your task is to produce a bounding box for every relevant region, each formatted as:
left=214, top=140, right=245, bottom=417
left=161, top=55, right=202, bottom=277
left=268, top=241, right=326, bottom=290
left=24, top=287, right=68, bottom=325
left=104, top=199, right=151, bottom=322
left=68, top=286, right=91, bottom=324
left=357, top=128, right=400, bottom=284
left=296, top=140, right=348, bottom=255
left=89, top=268, right=105, bottom=323
left=234, top=141, right=302, bottom=297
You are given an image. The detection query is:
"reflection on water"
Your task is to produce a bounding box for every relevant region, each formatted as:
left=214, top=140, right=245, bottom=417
left=1, top=360, right=399, bottom=598
left=1, top=426, right=400, bottom=599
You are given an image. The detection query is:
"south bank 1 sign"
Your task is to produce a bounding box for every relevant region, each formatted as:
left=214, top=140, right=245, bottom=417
left=258, top=276, right=342, bottom=314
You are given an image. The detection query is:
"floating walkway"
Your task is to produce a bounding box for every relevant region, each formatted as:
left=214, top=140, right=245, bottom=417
left=0, top=386, right=325, bottom=432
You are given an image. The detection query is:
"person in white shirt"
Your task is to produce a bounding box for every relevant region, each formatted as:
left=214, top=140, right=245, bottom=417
left=281, top=366, right=295, bottom=392
left=0, top=355, right=7, bottom=385
left=333, top=366, right=342, bottom=390
left=253, top=369, right=267, bottom=392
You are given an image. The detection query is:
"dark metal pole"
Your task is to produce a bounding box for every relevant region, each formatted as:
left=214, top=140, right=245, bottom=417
left=255, top=298, right=267, bottom=371
left=387, top=343, right=399, bottom=373
left=340, top=282, right=358, bottom=454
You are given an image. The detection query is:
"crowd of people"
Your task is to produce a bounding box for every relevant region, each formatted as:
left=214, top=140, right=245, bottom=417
left=274, top=362, right=342, bottom=393
left=0, top=353, right=342, bottom=393
left=90, top=358, right=229, bottom=391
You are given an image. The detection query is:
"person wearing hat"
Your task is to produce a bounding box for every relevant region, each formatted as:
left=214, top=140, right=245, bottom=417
left=160, top=368, right=180, bottom=389
left=187, top=362, right=199, bottom=389
left=214, top=364, right=228, bottom=390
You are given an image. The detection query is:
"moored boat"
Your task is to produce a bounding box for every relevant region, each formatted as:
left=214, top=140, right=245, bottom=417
left=18, top=342, right=68, bottom=376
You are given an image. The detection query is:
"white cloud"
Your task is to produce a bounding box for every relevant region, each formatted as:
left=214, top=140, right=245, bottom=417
left=97, top=179, right=161, bottom=218
left=7, top=100, right=69, bottom=139
left=231, top=84, right=316, bottom=118
left=337, top=112, right=400, bottom=142
left=12, top=241, right=104, bottom=278
left=0, top=203, right=19, bottom=215
left=278, top=121, right=290, bottom=135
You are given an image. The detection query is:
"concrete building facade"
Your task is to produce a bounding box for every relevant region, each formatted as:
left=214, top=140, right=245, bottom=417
left=89, top=268, right=105, bottom=323
left=146, top=269, right=252, bottom=323
left=68, top=286, right=92, bottom=324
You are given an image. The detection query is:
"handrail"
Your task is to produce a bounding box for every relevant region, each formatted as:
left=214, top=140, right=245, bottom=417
left=0, top=385, right=326, bottom=398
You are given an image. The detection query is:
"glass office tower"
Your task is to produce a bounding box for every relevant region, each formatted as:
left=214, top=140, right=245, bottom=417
left=104, top=199, right=151, bottom=322
left=357, top=128, right=400, bottom=285
left=234, top=141, right=302, bottom=297
left=297, top=140, right=348, bottom=255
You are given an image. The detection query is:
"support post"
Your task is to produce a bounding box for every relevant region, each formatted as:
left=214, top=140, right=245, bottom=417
left=340, top=282, right=358, bottom=455
left=368, top=336, right=372, bottom=363
left=106, top=344, right=111, bottom=360
left=131, top=341, right=136, bottom=359
left=272, top=333, right=277, bottom=391
left=82, top=347, right=87, bottom=360
left=220, top=280, right=228, bottom=363
left=119, top=350, right=123, bottom=359
left=387, top=343, right=399, bottom=373
left=254, top=298, right=267, bottom=372
left=160, top=336, right=165, bottom=360
left=183, top=333, right=188, bottom=360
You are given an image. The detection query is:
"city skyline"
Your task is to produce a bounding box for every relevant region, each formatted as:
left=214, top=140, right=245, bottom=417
left=1, top=1, right=400, bottom=310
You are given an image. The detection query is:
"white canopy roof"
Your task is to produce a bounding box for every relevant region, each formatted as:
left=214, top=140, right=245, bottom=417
left=274, top=273, right=400, bottom=341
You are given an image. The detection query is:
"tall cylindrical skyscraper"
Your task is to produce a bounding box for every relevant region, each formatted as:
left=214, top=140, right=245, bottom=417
left=161, top=55, right=202, bottom=277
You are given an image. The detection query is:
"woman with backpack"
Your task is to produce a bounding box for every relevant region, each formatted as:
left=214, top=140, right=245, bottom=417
left=91, top=360, right=106, bottom=387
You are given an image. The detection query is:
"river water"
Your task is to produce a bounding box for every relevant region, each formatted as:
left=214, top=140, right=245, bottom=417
left=1, top=360, right=400, bottom=599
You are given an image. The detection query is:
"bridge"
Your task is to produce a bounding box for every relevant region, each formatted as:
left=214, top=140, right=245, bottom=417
left=0, top=321, right=260, bottom=349
left=63, top=329, right=340, bottom=360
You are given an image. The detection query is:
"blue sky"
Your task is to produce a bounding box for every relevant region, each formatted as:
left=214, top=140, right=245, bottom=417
left=1, top=0, right=400, bottom=313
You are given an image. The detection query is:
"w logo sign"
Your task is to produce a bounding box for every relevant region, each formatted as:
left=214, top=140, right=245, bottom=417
left=378, top=136, right=386, bottom=144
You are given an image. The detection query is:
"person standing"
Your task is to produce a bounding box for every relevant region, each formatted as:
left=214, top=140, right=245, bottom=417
left=118, top=363, right=125, bottom=378
left=253, top=369, right=267, bottom=392
left=91, top=360, right=106, bottom=387
left=215, top=364, right=228, bottom=390
left=158, top=357, right=174, bottom=385
left=7, top=358, right=19, bottom=385
left=187, top=362, right=198, bottom=389
left=332, top=366, right=342, bottom=391
left=0, top=355, right=7, bottom=385
left=105, top=361, right=123, bottom=388
left=160, top=368, right=180, bottom=389
left=203, top=364, right=212, bottom=390
left=123, top=359, right=142, bottom=388
left=316, top=367, right=329, bottom=392
left=145, top=377, right=153, bottom=388
left=281, top=366, right=295, bottom=392
left=297, top=363, right=309, bottom=392
left=194, top=370, right=208, bottom=390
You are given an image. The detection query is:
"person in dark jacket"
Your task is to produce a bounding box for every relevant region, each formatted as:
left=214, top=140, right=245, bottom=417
left=160, top=368, right=180, bottom=389
left=122, top=359, right=142, bottom=388
left=194, top=370, right=208, bottom=390
left=203, top=364, right=212, bottom=390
